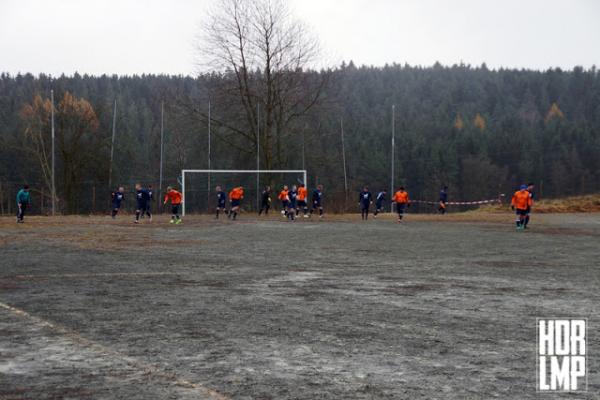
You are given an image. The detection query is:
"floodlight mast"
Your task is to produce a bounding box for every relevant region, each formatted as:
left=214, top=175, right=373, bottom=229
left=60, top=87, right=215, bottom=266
left=181, top=169, right=307, bottom=216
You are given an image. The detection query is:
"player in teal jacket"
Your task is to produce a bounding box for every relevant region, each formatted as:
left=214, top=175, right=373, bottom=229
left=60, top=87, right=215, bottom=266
left=16, top=185, right=31, bottom=223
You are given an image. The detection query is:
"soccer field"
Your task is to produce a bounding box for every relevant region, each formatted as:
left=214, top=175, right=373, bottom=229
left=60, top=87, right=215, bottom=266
left=1, top=213, right=598, bottom=399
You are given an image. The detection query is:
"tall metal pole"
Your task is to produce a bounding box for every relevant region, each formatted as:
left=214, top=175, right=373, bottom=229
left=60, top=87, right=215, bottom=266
left=108, top=99, right=117, bottom=191
left=256, top=103, right=260, bottom=210
left=301, top=128, right=306, bottom=171
left=51, top=89, right=56, bottom=216
left=159, top=101, right=164, bottom=206
left=207, top=101, right=211, bottom=208
left=391, top=104, right=395, bottom=212
left=340, top=117, right=348, bottom=209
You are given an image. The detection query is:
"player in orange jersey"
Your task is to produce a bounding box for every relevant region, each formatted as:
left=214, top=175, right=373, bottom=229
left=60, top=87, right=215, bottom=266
left=228, top=186, right=244, bottom=220
left=392, top=186, right=410, bottom=222
left=297, top=183, right=309, bottom=218
left=278, top=185, right=290, bottom=217
left=163, top=186, right=183, bottom=224
left=511, top=184, right=533, bottom=230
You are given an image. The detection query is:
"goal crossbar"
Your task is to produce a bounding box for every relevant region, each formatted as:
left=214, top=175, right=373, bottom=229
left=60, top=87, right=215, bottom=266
left=181, top=169, right=307, bottom=216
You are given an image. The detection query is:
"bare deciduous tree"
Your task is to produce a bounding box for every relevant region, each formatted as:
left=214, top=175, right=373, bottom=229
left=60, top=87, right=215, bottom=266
left=197, top=0, right=326, bottom=169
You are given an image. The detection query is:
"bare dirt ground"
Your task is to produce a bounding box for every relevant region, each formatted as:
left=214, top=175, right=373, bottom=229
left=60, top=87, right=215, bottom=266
left=1, top=212, right=599, bottom=399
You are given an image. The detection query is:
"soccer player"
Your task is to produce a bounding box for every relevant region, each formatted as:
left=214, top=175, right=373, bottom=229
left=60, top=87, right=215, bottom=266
left=134, top=183, right=151, bottom=224
left=228, top=186, right=244, bottom=220
left=511, top=184, right=533, bottom=230
left=278, top=185, right=289, bottom=217
left=524, top=182, right=535, bottom=229
left=111, top=186, right=125, bottom=218
left=163, top=186, right=183, bottom=224
left=392, top=186, right=410, bottom=222
left=16, top=184, right=31, bottom=223
left=287, top=185, right=298, bottom=221
left=310, top=184, right=324, bottom=218
left=258, top=186, right=271, bottom=216
left=373, top=189, right=387, bottom=218
left=145, top=184, right=154, bottom=219
left=297, top=183, right=309, bottom=218
left=358, top=186, right=373, bottom=220
left=438, top=186, right=448, bottom=214
left=215, top=185, right=227, bottom=219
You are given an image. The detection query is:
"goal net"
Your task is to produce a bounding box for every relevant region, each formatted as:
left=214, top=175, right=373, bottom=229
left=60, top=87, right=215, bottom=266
left=181, top=169, right=307, bottom=216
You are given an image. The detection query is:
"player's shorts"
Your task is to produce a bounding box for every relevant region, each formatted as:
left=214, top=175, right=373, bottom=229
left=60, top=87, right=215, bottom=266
left=516, top=208, right=528, bottom=216
left=298, top=200, right=307, bottom=208
left=312, top=200, right=321, bottom=208
left=112, top=202, right=121, bottom=210
left=397, top=203, right=407, bottom=214
left=281, top=200, right=289, bottom=208
left=231, top=199, right=241, bottom=208
left=217, top=201, right=226, bottom=209
left=360, top=202, right=370, bottom=210
left=136, top=201, right=147, bottom=211
left=526, top=206, right=531, bottom=215
left=288, top=201, right=297, bottom=209
left=375, top=202, right=383, bottom=210
left=171, top=204, right=180, bottom=215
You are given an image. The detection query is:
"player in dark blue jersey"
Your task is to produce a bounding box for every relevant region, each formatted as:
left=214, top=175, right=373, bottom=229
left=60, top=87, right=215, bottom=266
left=524, top=182, right=535, bottom=228
left=215, top=185, right=227, bottom=219
left=258, top=186, right=271, bottom=216
left=287, top=185, right=298, bottom=221
left=111, top=186, right=125, bottom=218
left=438, top=186, right=448, bottom=214
left=373, top=189, right=387, bottom=217
left=309, top=184, right=324, bottom=218
left=134, top=183, right=151, bottom=224
left=145, top=184, right=154, bottom=219
left=358, top=186, right=373, bottom=220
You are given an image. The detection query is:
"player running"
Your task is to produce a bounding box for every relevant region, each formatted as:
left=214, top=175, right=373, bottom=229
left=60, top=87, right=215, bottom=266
left=373, top=189, right=387, bottom=218
left=438, top=186, right=448, bottom=214
left=310, top=184, right=324, bottom=218
left=111, top=186, right=125, bottom=218
left=392, top=186, right=410, bottom=222
left=215, top=185, right=227, bottom=219
left=358, top=186, right=373, bottom=220
left=228, top=186, right=244, bottom=220
left=278, top=185, right=289, bottom=217
left=511, top=184, right=533, bottom=230
left=163, top=186, right=183, bottom=224
left=524, top=182, right=535, bottom=229
left=287, top=185, right=298, bottom=221
left=297, top=183, right=309, bottom=218
left=16, top=184, right=31, bottom=223
left=134, top=183, right=151, bottom=224
left=258, top=186, right=271, bottom=216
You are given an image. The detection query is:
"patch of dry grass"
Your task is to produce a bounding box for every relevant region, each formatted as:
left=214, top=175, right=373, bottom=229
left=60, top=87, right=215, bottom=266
left=476, top=194, right=600, bottom=213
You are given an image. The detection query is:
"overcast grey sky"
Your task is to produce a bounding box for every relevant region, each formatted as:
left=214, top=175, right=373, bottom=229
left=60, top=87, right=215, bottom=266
left=1, top=0, right=598, bottom=76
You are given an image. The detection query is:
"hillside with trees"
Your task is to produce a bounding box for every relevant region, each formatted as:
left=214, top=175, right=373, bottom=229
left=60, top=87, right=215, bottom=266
left=0, top=63, right=599, bottom=214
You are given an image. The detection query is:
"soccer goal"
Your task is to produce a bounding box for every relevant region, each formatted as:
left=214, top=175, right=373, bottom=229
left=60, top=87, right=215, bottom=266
left=181, top=169, right=307, bottom=216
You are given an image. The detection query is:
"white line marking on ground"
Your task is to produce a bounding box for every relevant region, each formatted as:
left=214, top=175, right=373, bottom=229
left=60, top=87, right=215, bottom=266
left=0, top=301, right=230, bottom=400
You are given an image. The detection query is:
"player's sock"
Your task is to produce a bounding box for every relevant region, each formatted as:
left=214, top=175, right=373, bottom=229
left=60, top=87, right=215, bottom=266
left=319, top=208, right=323, bottom=216
left=233, top=211, right=237, bottom=220
left=111, top=209, right=117, bottom=218
left=135, top=210, right=140, bottom=221
left=216, top=209, right=220, bottom=219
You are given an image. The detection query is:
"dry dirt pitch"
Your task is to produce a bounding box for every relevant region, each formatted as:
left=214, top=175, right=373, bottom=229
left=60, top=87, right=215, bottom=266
left=1, top=212, right=599, bottom=399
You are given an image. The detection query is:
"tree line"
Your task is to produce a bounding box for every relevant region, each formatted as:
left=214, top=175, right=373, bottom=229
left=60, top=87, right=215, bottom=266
left=0, top=62, right=599, bottom=214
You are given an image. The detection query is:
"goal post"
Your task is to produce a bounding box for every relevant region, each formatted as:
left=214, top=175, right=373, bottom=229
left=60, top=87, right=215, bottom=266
left=181, top=169, right=307, bottom=216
